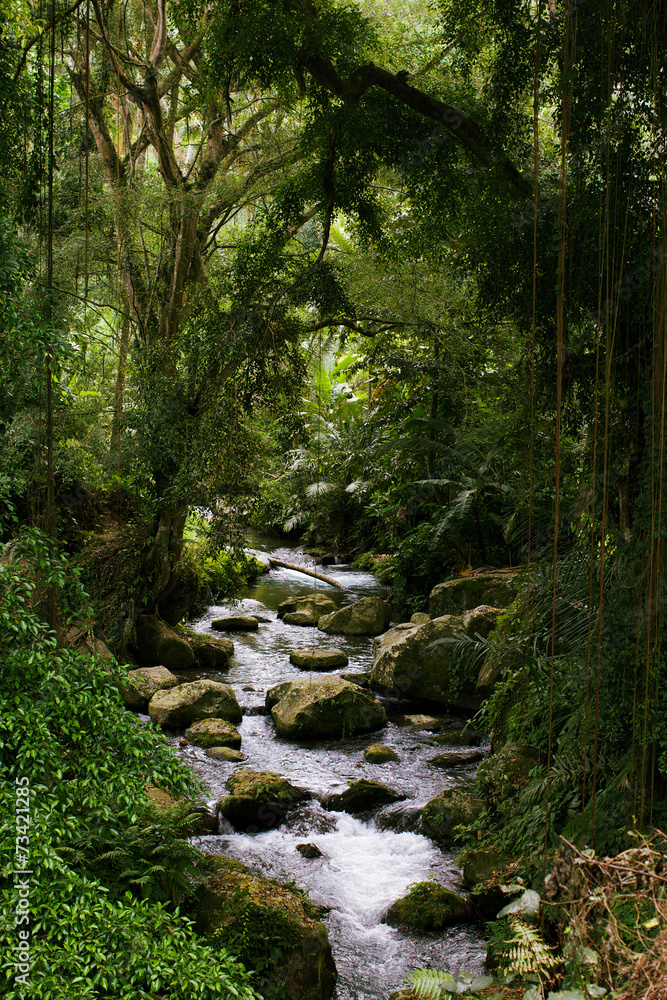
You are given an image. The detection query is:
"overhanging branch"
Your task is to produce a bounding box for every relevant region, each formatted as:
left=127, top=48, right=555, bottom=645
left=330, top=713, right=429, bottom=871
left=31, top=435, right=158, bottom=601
left=302, top=55, right=531, bottom=200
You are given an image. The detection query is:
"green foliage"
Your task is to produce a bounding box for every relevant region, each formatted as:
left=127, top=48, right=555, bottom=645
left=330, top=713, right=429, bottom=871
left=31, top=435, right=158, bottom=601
left=182, top=511, right=264, bottom=601
left=405, top=968, right=495, bottom=999
left=491, top=916, right=560, bottom=986
left=0, top=534, right=256, bottom=999
left=0, top=884, right=257, bottom=1000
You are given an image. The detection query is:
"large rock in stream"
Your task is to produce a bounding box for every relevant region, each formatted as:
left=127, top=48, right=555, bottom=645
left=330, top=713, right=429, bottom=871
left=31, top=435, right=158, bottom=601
left=384, top=882, right=469, bottom=930
left=189, top=634, right=233, bottom=670
left=429, top=571, right=519, bottom=618
left=317, top=596, right=391, bottom=636
left=217, top=770, right=311, bottom=831
left=421, top=789, right=485, bottom=846
left=195, top=855, right=337, bottom=1000
left=184, top=718, right=242, bottom=749
left=279, top=593, right=338, bottom=627
left=289, top=649, right=348, bottom=670
left=370, top=606, right=501, bottom=709
left=266, top=675, right=386, bottom=739
left=148, top=679, right=242, bottom=728
left=121, top=665, right=179, bottom=711
left=321, top=779, right=405, bottom=814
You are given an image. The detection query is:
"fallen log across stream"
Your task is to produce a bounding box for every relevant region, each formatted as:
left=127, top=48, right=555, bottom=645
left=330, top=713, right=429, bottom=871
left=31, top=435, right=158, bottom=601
left=267, top=557, right=346, bottom=589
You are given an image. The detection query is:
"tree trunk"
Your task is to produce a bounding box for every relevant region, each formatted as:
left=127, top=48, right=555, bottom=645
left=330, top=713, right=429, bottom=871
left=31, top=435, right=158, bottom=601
left=142, top=505, right=188, bottom=612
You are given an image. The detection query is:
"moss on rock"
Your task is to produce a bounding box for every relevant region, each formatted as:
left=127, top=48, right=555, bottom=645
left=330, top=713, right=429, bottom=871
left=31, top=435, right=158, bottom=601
left=266, top=674, right=386, bottom=739
left=364, top=743, right=399, bottom=763
left=195, top=855, right=337, bottom=1000
left=217, top=770, right=311, bottom=831
left=384, top=882, right=469, bottom=931
left=421, top=789, right=485, bottom=846
left=184, top=718, right=242, bottom=749
left=321, top=779, right=405, bottom=814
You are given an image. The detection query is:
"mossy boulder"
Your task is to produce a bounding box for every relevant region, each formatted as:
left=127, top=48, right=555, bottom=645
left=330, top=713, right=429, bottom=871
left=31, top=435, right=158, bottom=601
left=394, top=713, right=447, bottom=730
left=421, top=789, right=485, bottom=846
left=364, top=743, right=399, bottom=763
left=148, top=679, right=242, bottom=728
left=135, top=614, right=195, bottom=670
left=317, top=596, right=391, bottom=636
left=477, top=743, right=541, bottom=807
left=370, top=607, right=501, bottom=709
left=217, top=770, right=311, bottom=831
left=266, top=674, right=386, bottom=739
left=195, top=855, right=337, bottom=1000
left=211, top=615, right=258, bottom=632
left=121, top=665, right=179, bottom=711
left=282, top=595, right=338, bottom=627
left=277, top=593, right=338, bottom=623
left=321, top=779, right=406, bottom=814
left=289, top=649, right=349, bottom=670
left=189, top=635, right=233, bottom=670
left=384, top=882, right=469, bottom=931
left=429, top=571, right=520, bottom=618
left=184, top=718, right=242, bottom=749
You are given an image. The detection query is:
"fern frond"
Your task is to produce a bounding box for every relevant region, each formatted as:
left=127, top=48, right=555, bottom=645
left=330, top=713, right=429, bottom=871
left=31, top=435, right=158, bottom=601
left=498, top=917, right=559, bottom=981
left=406, top=968, right=456, bottom=999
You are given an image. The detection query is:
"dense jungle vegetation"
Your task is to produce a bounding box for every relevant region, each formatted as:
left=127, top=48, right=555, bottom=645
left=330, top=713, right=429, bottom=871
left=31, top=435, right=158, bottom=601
left=1, top=0, right=667, bottom=996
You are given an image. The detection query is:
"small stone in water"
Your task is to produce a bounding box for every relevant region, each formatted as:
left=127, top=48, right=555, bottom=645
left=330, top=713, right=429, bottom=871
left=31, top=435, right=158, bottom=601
left=205, top=747, right=246, bottom=762
left=211, top=615, right=259, bottom=632
left=364, top=743, right=399, bottom=763
left=296, top=842, right=323, bottom=859
left=178, top=737, right=188, bottom=747
left=243, top=685, right=255, bottom=691
left=290, top=648, right=349, bottom=670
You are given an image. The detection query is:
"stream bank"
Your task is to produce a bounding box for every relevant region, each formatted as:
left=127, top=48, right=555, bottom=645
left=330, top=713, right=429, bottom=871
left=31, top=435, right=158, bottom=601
left=164, top=539, right=489, bottom=999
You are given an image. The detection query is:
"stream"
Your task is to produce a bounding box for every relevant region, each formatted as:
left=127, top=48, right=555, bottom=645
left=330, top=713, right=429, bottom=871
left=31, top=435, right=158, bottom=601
left=166, top=538, right=488, bottom=999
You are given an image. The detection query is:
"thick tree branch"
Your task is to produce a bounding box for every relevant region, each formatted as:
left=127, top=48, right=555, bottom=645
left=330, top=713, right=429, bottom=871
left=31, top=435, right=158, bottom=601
left=302, top=55, right=531, bottom=200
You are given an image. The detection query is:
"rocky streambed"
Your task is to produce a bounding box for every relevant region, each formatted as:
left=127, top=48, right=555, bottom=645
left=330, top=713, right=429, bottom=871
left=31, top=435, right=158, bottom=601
left=134, top=543, right=520, bottom=1000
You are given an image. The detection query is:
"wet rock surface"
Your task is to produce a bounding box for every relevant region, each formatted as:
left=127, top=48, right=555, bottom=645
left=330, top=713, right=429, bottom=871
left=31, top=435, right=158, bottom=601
left=266, top=674, right=387, bottom=739
left=211, top=615, right=259, bottom=632
left=135, top=614, right=195, bottom=670
left=289, top=648, right=349, bottom=670
left=184, top=718, right=242, bottom=749
left=148, top=679, right=242, bottom=728
left=421, top=789, right=485, bottom=846
left=321, top=779, right=406, bottom=815
left=429, top=571, right=519, bottom=618
left=217, top=769, right=311, bottom=832
left=384, top=882, right=469, bottom=931
left=121, top=665, right=179, bottom=711
left=370, top=606, right=501, bottom=709
left=317, top=596, right=392, bottom=636
left=364, top=743, right=400, bottom=763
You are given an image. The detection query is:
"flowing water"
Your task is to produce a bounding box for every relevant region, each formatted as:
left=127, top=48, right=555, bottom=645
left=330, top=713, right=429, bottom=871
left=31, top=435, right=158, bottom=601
left=166, top=538, right=488, bottom=999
